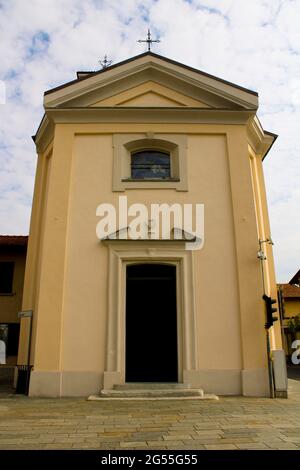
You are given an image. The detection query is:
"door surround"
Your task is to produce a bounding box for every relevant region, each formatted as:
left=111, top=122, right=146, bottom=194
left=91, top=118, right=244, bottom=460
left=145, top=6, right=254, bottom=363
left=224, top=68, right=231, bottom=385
left=102, top=240, right=198, bottom=390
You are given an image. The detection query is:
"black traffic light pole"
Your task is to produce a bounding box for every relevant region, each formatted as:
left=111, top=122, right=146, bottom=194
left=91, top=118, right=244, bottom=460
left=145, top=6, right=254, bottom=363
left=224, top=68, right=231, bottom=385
left=265, top=328, right=274, bottom=398
left=258, top=239, right=276, bottom=398
left=263, top=293, right=279, bottom=399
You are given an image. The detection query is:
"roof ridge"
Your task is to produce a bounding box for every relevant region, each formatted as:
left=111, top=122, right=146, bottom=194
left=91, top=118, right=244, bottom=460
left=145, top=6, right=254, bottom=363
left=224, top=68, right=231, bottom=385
left=44, top=51, right=258, bottom=97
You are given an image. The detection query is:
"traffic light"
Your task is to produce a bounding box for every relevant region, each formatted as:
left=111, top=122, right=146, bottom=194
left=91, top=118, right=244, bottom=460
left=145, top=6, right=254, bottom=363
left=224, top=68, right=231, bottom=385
left=263, top=294, right=278, bottom=329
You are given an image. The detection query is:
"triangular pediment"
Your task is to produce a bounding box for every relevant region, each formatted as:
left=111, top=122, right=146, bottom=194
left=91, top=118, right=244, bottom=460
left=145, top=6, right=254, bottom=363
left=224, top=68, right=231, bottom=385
left=90, top=81, right=210, bottom=108
left=102, top=225, right=198, bottom=243
left=113, top=90, right=184, bottom=107
left=44, top=52, right=258, bottom=110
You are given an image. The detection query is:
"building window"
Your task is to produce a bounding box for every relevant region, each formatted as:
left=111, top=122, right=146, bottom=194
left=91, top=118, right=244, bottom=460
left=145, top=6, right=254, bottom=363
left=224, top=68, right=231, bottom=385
left=112, top=133, right=188, bottom=191
left=0, top=262, right=14, bottom=294
left=131, top=150, right=171, bottom=180
left=0, top=323, right=20, bottom=357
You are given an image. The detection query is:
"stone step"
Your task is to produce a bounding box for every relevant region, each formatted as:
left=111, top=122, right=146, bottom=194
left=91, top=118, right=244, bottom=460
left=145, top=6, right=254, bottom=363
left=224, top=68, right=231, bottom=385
left=88, top=390, right=219, bottom=401
left=99, top=388, right=204, bottom=398
left=113, top=382, right=191, bottom=390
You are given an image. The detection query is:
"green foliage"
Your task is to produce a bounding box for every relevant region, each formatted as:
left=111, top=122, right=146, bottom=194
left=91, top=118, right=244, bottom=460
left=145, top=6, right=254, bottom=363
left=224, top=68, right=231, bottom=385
left=287, top=314, right=300, bottom=332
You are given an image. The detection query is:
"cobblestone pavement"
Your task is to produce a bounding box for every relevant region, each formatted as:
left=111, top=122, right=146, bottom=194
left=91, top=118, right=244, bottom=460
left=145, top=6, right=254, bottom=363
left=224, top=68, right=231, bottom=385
left=0, top=380, right=300, bottom=450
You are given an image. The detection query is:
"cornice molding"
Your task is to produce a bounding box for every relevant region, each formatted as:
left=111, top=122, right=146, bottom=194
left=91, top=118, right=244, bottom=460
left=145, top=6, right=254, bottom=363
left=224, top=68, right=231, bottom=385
left=33, top=107, right=276, bottom=160
left=44, top=57, right=258, bottom=110
left=34, top=114, right=54, bottom=153
left=34, top=107, right=257, bottom=152
left=247, top=116, right=277, bottom=159
left=45, top=107, right=255, bottom=124
left=151, top=62, right=257, bottom=110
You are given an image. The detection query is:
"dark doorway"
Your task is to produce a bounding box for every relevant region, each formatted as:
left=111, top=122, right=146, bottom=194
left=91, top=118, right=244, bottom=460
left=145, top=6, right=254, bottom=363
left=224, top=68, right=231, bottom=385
left=126, top=263, right=178, bottom=382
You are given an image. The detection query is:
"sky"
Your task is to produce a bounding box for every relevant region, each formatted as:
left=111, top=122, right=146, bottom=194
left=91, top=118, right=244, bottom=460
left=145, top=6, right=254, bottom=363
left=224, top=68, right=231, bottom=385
left=0, top=0, right=299, bottom=282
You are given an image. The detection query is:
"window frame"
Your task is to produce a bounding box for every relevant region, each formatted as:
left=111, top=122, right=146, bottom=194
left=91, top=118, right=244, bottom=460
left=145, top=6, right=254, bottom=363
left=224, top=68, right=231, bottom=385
left=0, top=323, right=20, bottom=356
left=0, top=261, right=15, bottom=295
left=112, top=133, right=188, bottom=191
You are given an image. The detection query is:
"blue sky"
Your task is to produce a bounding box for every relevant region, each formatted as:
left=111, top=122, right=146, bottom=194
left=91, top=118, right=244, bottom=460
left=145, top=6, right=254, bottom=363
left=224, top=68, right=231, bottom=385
left=0, top=0, right=299, bottom=282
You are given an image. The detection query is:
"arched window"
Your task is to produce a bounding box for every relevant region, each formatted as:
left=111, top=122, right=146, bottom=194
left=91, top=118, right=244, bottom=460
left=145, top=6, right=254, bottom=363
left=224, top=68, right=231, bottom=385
left=131, top=150, right=171, bottom=180
left=112, top=134, right=188, bottom=191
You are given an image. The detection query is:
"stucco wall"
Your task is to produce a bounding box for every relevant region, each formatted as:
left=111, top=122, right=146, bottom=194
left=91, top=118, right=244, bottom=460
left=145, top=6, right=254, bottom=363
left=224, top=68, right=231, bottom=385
left=38, top=128, right=246, bottom=396
left=284, top=299, right=300, bottom=318
left=26, top=123, right=271, bottom=397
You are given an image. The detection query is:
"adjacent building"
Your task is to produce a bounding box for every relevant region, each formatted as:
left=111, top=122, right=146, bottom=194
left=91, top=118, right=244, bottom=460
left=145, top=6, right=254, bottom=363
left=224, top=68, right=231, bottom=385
left=0, top=236, right=27, bottom=388
left=278, top=269, right=300, bottom=360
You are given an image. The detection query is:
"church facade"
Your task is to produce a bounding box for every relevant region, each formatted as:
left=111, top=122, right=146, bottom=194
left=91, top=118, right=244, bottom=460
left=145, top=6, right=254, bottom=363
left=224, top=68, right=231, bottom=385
left=18, top=52, right=283, bottom=397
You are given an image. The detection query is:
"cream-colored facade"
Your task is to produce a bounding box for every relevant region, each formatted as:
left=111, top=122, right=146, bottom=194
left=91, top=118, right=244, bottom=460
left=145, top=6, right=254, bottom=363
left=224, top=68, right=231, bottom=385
left=18, top=52, right=282, bottom=397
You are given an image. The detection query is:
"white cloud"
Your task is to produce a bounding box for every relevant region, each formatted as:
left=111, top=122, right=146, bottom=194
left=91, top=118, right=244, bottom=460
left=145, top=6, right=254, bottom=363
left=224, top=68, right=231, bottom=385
left=0, top=0, right=299, bottom=281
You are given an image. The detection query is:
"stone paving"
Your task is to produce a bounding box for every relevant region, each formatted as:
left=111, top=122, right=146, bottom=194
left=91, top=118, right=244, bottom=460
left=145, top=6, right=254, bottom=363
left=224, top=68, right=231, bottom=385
left=1, top=380, right=300, bottom=450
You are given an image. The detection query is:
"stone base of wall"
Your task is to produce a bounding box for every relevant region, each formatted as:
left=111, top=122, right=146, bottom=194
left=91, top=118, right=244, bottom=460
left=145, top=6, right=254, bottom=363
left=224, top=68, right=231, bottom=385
left=242, top=368, right=270, bottom=397
left=184, top=368, right=269, bottom=397
left=29, top=368, right=270, bottom=397
left=29, top=370, right=103, bottom=397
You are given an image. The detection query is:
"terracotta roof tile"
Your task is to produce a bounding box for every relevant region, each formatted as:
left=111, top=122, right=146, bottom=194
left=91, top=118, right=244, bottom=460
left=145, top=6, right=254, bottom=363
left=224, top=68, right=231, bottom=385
left=0, top=235, right=28, bottom=246
left=278, top=283, right=300, bottom=298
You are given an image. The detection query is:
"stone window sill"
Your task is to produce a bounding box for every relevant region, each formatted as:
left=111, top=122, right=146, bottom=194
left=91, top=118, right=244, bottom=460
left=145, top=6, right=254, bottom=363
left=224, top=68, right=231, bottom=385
left=122, top=178, right=180, bottom=182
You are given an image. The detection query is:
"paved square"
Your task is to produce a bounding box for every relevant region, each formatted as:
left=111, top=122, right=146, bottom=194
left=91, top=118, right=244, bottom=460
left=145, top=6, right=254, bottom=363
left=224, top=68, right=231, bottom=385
left=0, top=380, right=300, bottom=450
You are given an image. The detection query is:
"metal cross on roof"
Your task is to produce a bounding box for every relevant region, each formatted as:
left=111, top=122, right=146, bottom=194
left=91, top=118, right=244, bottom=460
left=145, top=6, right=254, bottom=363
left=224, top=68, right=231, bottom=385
left=99, top=54, right=113, bottom=69
left=137, top=29, right=160, bottom=52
